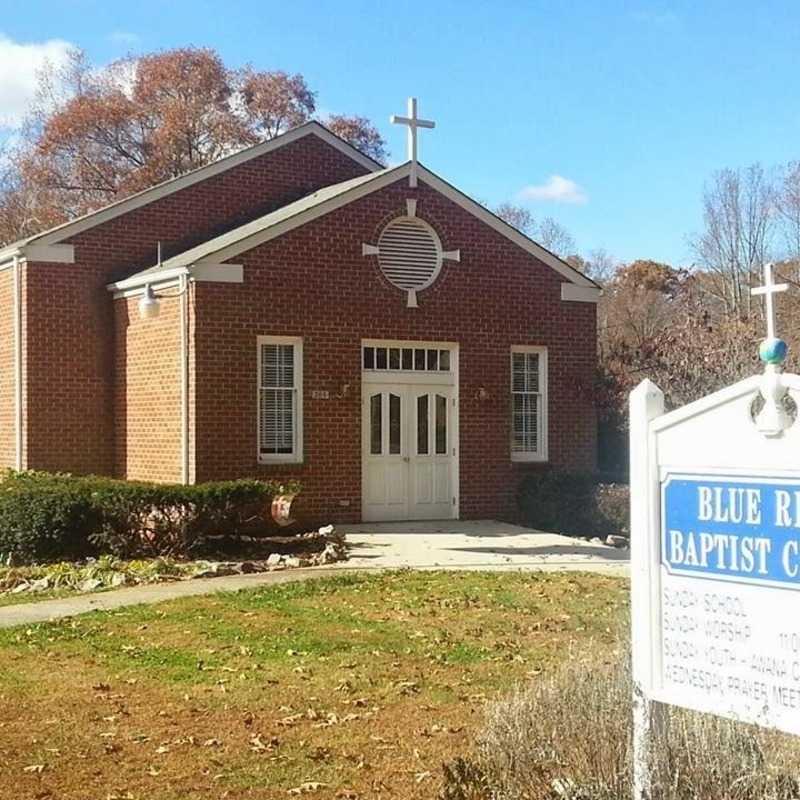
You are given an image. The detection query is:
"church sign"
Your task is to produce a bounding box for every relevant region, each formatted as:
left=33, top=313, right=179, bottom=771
left=630, top=264, right=800, bottom=798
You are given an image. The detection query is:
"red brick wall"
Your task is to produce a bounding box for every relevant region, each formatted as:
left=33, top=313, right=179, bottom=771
left=112, top=291, right=185, bottom=482
left=23, top=133, right=368, bottom=476
left=193, top=178, right=597, bottom=522
left=0, top=269, right=15, bottom=469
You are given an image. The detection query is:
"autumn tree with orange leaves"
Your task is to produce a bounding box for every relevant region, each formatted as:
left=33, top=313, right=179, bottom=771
left=0, top=47, right=386, bottom=244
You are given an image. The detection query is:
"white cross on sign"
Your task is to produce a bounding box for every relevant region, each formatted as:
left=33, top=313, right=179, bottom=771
left=751, top=262, right=788, bottom=340
left=391, top=97, right=435, bottom=188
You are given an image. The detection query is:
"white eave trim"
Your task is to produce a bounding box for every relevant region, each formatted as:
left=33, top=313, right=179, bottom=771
left=561, top=283, right=601, bottom=303
left=19, top=123, right=380, bottom=250
left=107, top=263, right=244, bottom=297
left=0, top=243, right=76, bottom=267
left=191, top=162, right=598, bottom=290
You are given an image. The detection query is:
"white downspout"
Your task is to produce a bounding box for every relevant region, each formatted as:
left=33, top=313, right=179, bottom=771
left=179, top=273, right=190, bottom=484
left=13, top=255, right=22, bottom=470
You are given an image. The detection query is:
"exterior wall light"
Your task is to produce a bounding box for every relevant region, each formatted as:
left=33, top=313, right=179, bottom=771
left=138, top=283, right=161, bottom=320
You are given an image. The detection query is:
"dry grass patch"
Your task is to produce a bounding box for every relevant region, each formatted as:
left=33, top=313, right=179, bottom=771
left=0, top=570, right=626, bottom=799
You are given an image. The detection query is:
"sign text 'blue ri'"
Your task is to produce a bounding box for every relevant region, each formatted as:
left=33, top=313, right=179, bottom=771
left=662, top=475, right=800, bottom=586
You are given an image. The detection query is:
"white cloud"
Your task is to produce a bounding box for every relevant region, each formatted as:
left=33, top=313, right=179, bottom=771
left=518, top=175, right=588, bottom=205
left=108, top=31, right=141, bottom=46
left=0, top=33, right=74, bottom=128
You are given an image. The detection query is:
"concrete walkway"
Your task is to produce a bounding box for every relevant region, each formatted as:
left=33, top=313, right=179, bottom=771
left=0, top=521, right=627, bottom=629
left=337, top=520, right=629, bottom=572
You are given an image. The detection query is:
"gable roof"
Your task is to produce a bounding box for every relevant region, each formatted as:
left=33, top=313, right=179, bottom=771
left=111, top=161, right=599, bottom=292
left=0, top=121, right=382, bottom=265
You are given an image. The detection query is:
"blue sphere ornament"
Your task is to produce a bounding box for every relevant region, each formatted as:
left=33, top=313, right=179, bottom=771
left=759, top=337, right=788, bottom=365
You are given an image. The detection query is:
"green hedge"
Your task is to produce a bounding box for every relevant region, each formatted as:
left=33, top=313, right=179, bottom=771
left=0, top=471, right=298, bottom=564
left=516, top=471, right=629, bottom=538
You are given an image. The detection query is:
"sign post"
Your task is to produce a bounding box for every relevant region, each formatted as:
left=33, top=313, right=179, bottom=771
left=630, top=263, right=799, bottom=798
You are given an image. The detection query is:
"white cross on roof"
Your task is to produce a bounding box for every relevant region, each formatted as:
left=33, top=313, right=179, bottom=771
left=751, top=262, right=788, bottom=340
left=390, top=97, right=435, bottom=188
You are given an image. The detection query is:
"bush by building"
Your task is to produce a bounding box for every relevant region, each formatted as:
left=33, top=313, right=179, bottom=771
left=516, top=471, right=629, bottom=538
left=0, top=471, right=296, bottom=564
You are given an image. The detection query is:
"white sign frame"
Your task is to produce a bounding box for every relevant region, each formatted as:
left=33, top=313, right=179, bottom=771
left=630, top=372, right=800, bottom=799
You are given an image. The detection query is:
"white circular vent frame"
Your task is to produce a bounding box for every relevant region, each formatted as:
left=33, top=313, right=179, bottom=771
left=377, top=216, right=443, bottom=292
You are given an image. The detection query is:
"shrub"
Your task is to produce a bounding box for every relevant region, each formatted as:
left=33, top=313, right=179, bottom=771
left=0, top=471, right=298, bottom=564
left=516, top=471, right=629, bottom=537
left=444, top=653, right=800, bottom=800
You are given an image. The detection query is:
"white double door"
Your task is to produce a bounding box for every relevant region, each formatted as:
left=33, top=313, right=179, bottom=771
left=362, top=382, right=456, bottom=521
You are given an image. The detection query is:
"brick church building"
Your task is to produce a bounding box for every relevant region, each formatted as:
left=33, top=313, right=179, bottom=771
left=0, top=106, right=600, bottom=523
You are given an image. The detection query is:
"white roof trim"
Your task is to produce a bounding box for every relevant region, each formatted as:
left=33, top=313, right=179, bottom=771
left=182, top=162, right=596, bottom=288
left=193, top=165, right=412, bottom=265
left=561, top=283, right=601, bottom=302
left=0, top=122, right=381, bottom=261
left=416, top=166, right=596, bottom=288
left=107, top=263, right=244, bottom=294
left=108, top=266, right=189, bottom=292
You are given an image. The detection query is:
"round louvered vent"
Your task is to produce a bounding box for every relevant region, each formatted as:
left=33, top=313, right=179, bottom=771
left=377, top=217, right=442, bottom=291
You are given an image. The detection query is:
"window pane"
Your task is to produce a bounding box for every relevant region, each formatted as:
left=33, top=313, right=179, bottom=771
left=417, top=394, right=429, bottom=455
left=427, top=349, right=438, bottom=370
left=435, top=394, right=447, bottom=455
left=376, top=347, right=388, bottom=369
left=402, top=348, right=413, bottom=370
left=389, top=348, right=401, bottom=369
left=389, top=394, right=401, bottom=454
left=512, top=393, right=539, bottom=453
left=262, top=343, right=294, bottom=388
left=439, top=350, right=450, bottom=371
left=414, top=348, right=426, bottom=370
left=527, top=353, right=540, bottom=392
left=363, top=347, right=375, bottom=369
left=261, top=387, right=294, bottom=454
left=370, top=394, right=382, bottom=454
left=511, top=352, right=527, bottom=392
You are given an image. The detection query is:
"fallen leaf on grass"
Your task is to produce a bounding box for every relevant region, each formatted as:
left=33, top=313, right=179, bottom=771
left=288, top=782, right=327, bottom=795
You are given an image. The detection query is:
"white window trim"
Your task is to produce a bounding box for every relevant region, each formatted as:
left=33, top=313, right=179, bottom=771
left=510, top=345, right=548, bottom=463
left=257, top=335, right=304, bottom=464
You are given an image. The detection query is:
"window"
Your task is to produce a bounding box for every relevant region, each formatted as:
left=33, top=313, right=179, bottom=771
left=511, top=347, right=547, bottom=461
left=362, top=346, right=452, bottom=373
left=258, top=336, right=303, bottom=462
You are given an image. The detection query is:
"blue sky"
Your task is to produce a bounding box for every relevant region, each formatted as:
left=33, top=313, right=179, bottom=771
left=1, top=0, right=799, bottom=265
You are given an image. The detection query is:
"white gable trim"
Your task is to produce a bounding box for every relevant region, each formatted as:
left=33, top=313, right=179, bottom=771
left=416, top=167, right=596, bottom=289
left=187, top=162, right=596, bottom=291
left=0, top=123, right=381, bottom=264
left=193, top=165, right=413, bottom=264
left=561, top=283, right=601, bottom=302
left=24, top=244, right=76, bottom=263
left=107, top=263, right=244, bottom=297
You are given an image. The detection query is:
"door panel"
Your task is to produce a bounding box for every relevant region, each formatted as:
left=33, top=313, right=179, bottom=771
left=363, top=383, right=455, bottom=522
left=407, top=387, right=453, bottom=520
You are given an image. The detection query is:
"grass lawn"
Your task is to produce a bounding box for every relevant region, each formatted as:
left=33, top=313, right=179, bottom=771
left=0, top=570, right=627, bottom=799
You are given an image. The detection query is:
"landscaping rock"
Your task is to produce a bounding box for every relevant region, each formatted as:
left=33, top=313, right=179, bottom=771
left=79, top=578, right=103, bottom=592
left=29, top=577, right=51, bottom=592
left=282, top=556, right=302, bottom=568
left=266, top=553, right=282, bottom=567
left=605, top=534, right=629, bottom=549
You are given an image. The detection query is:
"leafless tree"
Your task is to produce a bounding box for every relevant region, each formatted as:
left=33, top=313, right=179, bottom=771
left=494, top=203, right=575, bottom=257
left=537, top=216, right=575, bottom=257
left=690, top=164, right=776, bottom=315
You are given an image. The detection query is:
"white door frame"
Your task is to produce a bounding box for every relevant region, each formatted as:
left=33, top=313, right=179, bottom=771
left=361, top=339, right=459, bottom=521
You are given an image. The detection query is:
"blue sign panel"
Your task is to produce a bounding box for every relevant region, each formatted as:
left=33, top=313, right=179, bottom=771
left=662, top=474, right=800, bottom=586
